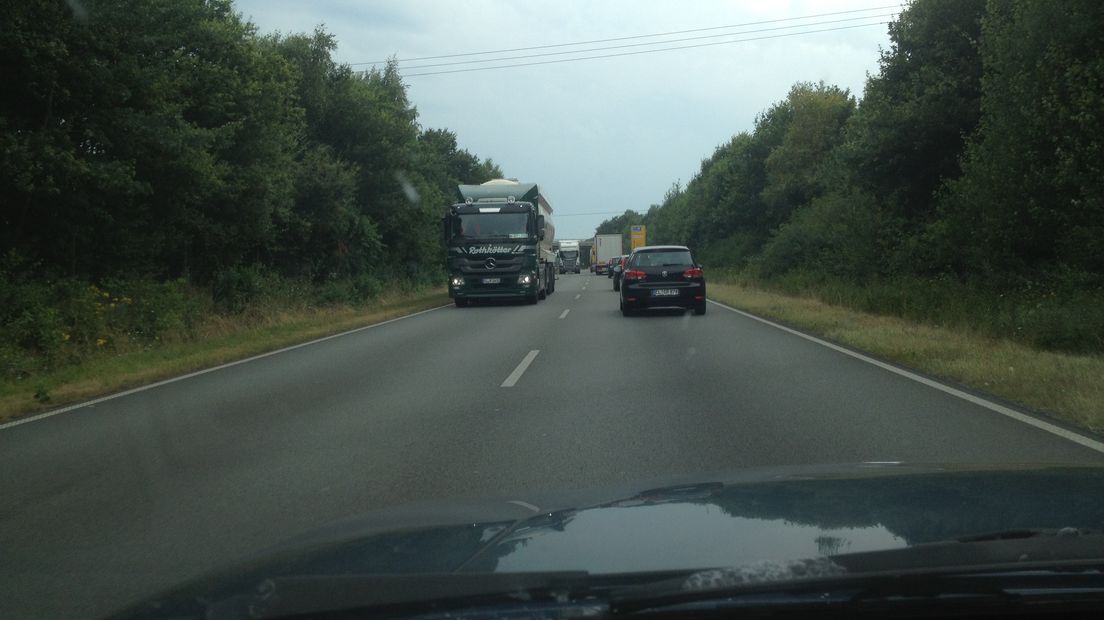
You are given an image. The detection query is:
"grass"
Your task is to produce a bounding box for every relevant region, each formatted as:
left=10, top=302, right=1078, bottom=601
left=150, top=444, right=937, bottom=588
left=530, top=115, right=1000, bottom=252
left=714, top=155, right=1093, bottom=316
left=707, top=281, right=1104, bottom=435
left=0, top=289, right=449, bottom=423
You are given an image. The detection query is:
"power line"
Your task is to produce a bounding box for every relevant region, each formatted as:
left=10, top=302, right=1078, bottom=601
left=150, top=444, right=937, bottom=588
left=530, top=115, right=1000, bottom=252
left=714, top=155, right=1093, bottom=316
left=554, top=211, right=634, bottom=218
left=398, top=13, right=898, bottom=71
left=353, top=4, right=902, bottom=66
left=401, top=21, right=892, bottom=77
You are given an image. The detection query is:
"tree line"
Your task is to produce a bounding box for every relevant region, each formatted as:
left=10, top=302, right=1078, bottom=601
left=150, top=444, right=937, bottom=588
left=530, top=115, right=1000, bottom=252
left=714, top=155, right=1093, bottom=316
left=2, top=0, right=500, bottom=287
left=598, top=0, right=1103, bottom=352
left=1, top=0, right=502, bottom=377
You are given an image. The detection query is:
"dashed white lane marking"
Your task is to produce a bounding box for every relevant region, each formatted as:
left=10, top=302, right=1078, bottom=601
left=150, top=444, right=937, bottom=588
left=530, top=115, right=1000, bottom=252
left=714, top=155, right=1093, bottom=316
left=501, top=350, right=540, bottom=388
left=708, top=299, right=1104, bottom=455
left=574, top=294, right=581, bottom=300
left=558, top=309, right=570, bottom=319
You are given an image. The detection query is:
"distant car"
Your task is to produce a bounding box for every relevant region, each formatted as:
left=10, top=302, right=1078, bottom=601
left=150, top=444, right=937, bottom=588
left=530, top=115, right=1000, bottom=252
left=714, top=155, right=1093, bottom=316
left=612, top=255, right=629, bottom=291
left=606, top=256, right=619, bottom=278
left=619, top=245, right=706, bottom=316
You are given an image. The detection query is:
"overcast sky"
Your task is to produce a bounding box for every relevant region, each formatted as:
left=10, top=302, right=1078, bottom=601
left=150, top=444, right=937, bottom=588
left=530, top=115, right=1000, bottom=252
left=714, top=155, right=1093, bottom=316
left=234, top=1, right=898, bottom=240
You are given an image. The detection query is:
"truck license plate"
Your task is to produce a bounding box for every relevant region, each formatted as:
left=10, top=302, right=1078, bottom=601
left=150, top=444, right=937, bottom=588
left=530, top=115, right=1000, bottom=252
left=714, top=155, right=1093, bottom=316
left=652, top=289, right=678, bottom=297
left=482, top=277, right=501, bottom=284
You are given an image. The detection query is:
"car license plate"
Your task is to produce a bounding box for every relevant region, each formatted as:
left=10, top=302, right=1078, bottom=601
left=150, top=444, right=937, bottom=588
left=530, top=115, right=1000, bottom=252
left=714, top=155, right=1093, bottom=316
left=482, top=278, right=501, bottom=284
left=652, top=289, right=678, bottom=297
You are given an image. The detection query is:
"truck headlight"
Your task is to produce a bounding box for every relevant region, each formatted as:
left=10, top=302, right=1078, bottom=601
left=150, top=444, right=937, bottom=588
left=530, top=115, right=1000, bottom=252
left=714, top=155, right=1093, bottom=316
left=518, top=274, right=533, bottom=285
left=450, top=276, right=464, bottom=287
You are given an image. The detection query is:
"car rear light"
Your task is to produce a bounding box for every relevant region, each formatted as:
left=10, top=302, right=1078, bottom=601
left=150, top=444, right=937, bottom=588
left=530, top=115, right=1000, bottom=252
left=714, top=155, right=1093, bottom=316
left=627, top=297, right=637, bottom=302
left=683, top=267, right=703, bottom=278
left=624, top=270, right=646, bottom=281
left=695, top=295, right=705, bottom=300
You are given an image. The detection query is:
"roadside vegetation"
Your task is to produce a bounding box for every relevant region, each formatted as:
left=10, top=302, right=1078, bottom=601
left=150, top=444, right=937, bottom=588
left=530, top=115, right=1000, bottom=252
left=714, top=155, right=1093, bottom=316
left=708, top=279, right=1104, bottom=435
left=1, top=0, right=496, bottom=417
left=598, top=0, right=1104, bottom=428
left=0, top=284, right=449, bottom=422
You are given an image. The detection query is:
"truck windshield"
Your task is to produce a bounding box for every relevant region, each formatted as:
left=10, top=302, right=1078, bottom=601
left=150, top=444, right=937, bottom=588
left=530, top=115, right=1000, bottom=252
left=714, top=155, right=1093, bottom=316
left=561, top=250, right=578, bottom=259
left=456, top=213, right=529, bottom=239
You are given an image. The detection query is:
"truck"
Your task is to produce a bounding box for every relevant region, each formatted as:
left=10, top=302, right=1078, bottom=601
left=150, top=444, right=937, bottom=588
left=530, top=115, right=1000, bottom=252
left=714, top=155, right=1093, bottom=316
left=443, top=179, right=556, bottom=307
left=557, top=239, right=581, bottom=274
left=593, top=233, right=623, bottom=275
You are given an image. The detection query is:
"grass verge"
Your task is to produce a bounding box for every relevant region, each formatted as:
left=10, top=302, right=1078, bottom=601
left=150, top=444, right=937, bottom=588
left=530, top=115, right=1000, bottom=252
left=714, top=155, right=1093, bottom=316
left=0, top=289, right=449, bottom=423
left=708, top=281, right=1104, bottom=435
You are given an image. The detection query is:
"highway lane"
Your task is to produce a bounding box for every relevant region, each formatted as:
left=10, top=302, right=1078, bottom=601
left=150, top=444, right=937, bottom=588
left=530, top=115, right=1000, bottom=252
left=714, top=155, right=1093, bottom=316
left=2, top=272, right=1103, bottom=618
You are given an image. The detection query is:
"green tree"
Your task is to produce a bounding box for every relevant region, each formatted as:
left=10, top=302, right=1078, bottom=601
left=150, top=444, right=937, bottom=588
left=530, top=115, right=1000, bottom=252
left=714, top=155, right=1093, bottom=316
left=837, top=0, right=985, bottom=224
left=938, top=0, right=1104, bottom=276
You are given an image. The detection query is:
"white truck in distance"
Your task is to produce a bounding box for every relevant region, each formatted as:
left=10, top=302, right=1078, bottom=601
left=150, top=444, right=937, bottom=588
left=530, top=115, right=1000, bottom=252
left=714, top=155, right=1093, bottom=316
left=557, top=239, right=581, bottom=274
left=593, top=233, right=622, bottom=275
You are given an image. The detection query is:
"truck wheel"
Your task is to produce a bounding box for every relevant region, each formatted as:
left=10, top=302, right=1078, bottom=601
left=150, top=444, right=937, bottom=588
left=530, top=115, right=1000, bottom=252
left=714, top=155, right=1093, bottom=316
left=527, top=291, right=539, bottom=304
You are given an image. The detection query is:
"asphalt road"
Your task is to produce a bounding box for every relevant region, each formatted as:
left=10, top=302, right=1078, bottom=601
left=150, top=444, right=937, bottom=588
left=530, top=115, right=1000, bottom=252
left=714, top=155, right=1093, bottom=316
left=3, top=273, right=1103, bottom=618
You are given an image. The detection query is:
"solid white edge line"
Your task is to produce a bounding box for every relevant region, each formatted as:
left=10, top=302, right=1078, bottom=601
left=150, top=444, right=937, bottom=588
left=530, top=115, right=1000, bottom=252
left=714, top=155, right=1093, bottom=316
left=558, top=309, right=570, bottom=319
left=0, top=303, right=453, bottom=432
left=501, top=350, right=540, bottom=388
left=707, top=299, right=1104, bottom=455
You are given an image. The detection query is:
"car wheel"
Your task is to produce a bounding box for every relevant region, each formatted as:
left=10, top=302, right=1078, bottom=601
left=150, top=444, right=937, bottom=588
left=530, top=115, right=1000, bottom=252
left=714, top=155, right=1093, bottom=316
left=693, top=302, right=706, bottom=315
left=613, top=278, right=620, bottom=291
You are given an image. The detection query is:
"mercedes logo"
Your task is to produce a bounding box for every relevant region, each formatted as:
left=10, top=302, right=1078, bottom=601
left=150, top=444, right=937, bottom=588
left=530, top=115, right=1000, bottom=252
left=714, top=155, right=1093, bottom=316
left=662, top=270, right=668, bottom=277
left=484, top=257, right=497, bottom=269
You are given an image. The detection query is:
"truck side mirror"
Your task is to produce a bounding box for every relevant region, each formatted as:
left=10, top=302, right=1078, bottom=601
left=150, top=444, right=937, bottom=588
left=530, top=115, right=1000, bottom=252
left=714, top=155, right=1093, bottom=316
left=441, top=217, right=449, bottom=242
left=537, top=215, right=545, bottom=240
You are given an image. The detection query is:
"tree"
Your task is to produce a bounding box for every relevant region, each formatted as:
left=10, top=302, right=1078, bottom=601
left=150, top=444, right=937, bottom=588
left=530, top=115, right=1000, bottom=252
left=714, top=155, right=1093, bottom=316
left=939, top=0, right=1104, bottom=275
left=836, top=0, right=985, bottom=224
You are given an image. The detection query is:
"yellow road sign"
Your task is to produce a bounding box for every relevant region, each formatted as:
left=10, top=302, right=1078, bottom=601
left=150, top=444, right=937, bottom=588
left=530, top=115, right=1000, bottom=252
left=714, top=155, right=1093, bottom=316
left=630, top=225, right=646, bottom=250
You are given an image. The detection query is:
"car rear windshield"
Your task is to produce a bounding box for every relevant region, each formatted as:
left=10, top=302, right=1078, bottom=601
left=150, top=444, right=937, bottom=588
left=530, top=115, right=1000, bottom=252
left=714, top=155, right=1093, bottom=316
left=632, top=250, right=693, bottom=267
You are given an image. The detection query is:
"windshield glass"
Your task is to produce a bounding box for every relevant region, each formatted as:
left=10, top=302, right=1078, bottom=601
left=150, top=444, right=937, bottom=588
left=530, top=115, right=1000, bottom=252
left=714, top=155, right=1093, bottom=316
left=456, top=213, right=528, bottom=239
left=5, top=0, right=1103, bottom=618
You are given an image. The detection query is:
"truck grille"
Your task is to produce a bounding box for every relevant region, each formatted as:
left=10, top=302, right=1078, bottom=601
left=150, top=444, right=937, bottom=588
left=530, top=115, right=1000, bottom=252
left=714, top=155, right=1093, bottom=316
left=458, top=256, right=524, bottom=274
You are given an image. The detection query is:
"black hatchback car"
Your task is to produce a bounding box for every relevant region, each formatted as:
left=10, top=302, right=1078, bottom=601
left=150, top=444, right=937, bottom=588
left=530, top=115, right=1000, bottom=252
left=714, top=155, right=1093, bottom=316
left=620, top=245, right=706, bottom=316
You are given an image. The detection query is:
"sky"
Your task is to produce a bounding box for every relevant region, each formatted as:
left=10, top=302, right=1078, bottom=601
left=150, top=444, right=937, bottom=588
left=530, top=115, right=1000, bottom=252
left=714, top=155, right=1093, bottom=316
left=234, top=1, right=898, bottom=240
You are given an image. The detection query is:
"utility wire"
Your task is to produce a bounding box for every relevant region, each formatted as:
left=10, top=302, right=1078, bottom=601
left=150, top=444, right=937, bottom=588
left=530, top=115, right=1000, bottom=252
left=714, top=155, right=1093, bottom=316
left=553, top=211, right=635, bottom=218
left=401, top=21, right=891, bottom=77
left=398, top=13, right=897, bottom=71
left=354, top=3, right=902, bottom=66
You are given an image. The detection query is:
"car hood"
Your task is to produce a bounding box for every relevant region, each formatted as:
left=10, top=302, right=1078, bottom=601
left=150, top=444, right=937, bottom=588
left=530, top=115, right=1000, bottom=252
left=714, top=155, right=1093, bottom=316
left=114, top=463, right=1104, bottom=617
